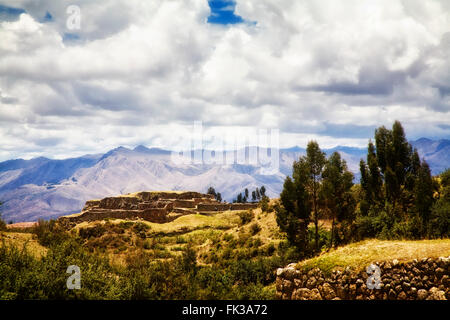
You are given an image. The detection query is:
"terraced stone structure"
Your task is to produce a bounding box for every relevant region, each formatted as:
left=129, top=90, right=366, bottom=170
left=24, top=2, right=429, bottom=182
left=276, top=257, right=449, bottom=300
left=59, top=191, right=257, bottom=223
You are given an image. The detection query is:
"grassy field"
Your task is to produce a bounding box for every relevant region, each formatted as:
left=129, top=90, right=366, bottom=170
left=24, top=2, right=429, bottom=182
left=2, top=206, right=449, bottom=300
left=0, top=232, right=47, bottom=258
left=297, top=238, right=450, bottom=274
left=66, top=207, right=287, bottom=268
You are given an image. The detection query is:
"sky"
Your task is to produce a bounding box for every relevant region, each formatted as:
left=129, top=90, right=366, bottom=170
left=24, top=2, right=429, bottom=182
left=0, top=0, right=449, bottom=161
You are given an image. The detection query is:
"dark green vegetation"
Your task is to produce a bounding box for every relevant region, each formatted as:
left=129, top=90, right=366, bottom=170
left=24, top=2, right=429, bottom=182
left=206, top=186, right=222, bottom=202
left=0, top=209, right=304, bottom=299
left=0, top=201, right=6, bottom=231
left=276, top=121, right=449, bottom=257
left=234, top=186, right=266, bottom=203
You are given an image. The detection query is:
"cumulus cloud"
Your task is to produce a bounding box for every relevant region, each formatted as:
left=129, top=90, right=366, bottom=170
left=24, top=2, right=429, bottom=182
left=0, top=0, right=449, bottom=161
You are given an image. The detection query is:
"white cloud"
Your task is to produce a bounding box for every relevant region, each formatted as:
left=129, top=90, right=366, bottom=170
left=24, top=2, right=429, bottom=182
left=0, top=0, right=449, bottom=161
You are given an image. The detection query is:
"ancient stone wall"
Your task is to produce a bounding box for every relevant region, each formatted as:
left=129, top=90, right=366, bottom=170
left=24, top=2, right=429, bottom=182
left=59, top=191, right=258, bottom=224
left=276, top=257, right=449, bottom=300
left=228, top=203, right=259, bottom=211
left=196, top=203, right=257, bottom=211
left=63, top=208, right=169, bottom=224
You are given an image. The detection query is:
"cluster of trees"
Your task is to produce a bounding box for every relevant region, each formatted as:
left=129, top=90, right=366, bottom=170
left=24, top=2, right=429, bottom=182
left=206, top=187, right=222, bottom=202
left=357, top=121, right=447, bottom=239
left=275, top=141, right=355, bottom=254
left=234, top=186, right=266, bottom=203
left=276, top=121, right=449, bottom=255
left=430, top=168, right=450, bottom=237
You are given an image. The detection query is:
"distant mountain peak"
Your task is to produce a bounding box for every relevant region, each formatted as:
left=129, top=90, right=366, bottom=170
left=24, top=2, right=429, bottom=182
left=134, top=145, right=149, bottom=152
left=98, top=146, right=131, bottom=161
left=415, top=137, right=432, bottom=143
left=281, top=146, right=304, bottom=152
left=114, top=146, right=129, bottom=151
left=133, top=145, right=171, bottom=155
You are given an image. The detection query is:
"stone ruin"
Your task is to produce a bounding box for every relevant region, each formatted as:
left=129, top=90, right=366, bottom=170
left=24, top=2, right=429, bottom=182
left=59, top=191, right=258, bottom=224
left=276, top=257, right=449, bottom=300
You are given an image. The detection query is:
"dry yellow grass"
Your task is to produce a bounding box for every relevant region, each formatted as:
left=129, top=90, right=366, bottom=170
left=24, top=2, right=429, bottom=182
left=93, top=211, right=241, bottom=234
left=62, top=212, right=83, bottom=218
left=297, top=239, right=450, bottom=274
left=0, top=232, right=47, bottom=258
left=236, top=208, right=284, bottom=244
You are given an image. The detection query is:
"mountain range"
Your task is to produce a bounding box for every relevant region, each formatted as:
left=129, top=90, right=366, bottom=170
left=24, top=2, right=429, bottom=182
left=0, top=138, right=448, bottom=223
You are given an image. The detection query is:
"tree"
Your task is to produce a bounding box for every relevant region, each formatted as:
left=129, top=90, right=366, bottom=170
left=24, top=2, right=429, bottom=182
left=358, top=120, right=439, bottom=240
left=359, top=159, right=371, bottom=215
left=392, top=120, right=411, bottom=186
left=373, top=121, right=412, bottom=212
left=259, top=195, right=270, bottom=212
left=367, top=141, right=383, bottom=203
left=256, top=188, right=261, bottom=200
left=322, top=152, right=355, bottom=247
left=405, top=148, right=421, bottom=192
left=207, top=187, right=216, bottom=197
left=276, top=160, right=311, bottom=251
left=414, top=161, right=434, bottom=231
left=237, top=193, right=243, bottom=203
left=276, top=142, right=326, bottom=252
left=304, top=141, right=326, bottom=251
left=216, top=193, right=222, bottom=203
left=260, top=186, right=266, bottom=197
left=251, top=191, right=256, bottom=202
left=374, top=125, right=391, bottom=174
left=429, top=168, right=450, bottom=238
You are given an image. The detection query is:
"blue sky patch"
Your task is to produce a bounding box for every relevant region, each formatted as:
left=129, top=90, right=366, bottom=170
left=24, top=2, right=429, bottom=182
left=63, top=33, right=80, bottom=42
left=0, top=4, right=25, bottom=21
left=207, top=0, right=244, bottom=25
left=43, top=11, right=53, bottom=22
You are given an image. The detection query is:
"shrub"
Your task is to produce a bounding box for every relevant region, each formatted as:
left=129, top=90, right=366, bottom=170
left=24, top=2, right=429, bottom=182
left=259, top=196, right=270, bottom=213
left=307, top=225, right=331, bottom=252
left=249, top=223, right=261, bottom=235
left=222, top=234, right=234, bottom=242
left=175, top=236, right=187, bottom=244
left=32, top=219, right=70, bottom=247
left=119, top=221, right=134, bottom=229
left=238, top=210, right=254, bottom=225
left=132, top=222, right=150, bottom=233
left=79, top=224, right=106, bottom=239
left=428, top=198, right=450, bottom=238
left=0, top=216, right=6, bottom=231
left=266, top=243, right=276, bottom=256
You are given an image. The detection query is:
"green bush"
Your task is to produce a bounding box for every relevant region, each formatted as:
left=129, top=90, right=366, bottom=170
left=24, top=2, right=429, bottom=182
left=266, top=243, right=276, bottom=256
left=0, top=216, right=6, bottom=231
left=428, top=198, right=450, bottom=238
left=33, top=219, right=70, bottom=247
left=238, top=210, right=254, bottom=225
left=0, top=237, right=121, bottom=299
left=249, top=223, right=261, bottom=235
left=259, top=196, right=270, bottom=213
left=307, top=225, right=331, bottom=252
left=79, top=224, right=106, bottom=239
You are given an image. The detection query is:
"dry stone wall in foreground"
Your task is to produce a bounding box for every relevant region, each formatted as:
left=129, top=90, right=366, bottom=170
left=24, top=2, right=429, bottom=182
left=276, top=257, right=449, bottom=300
